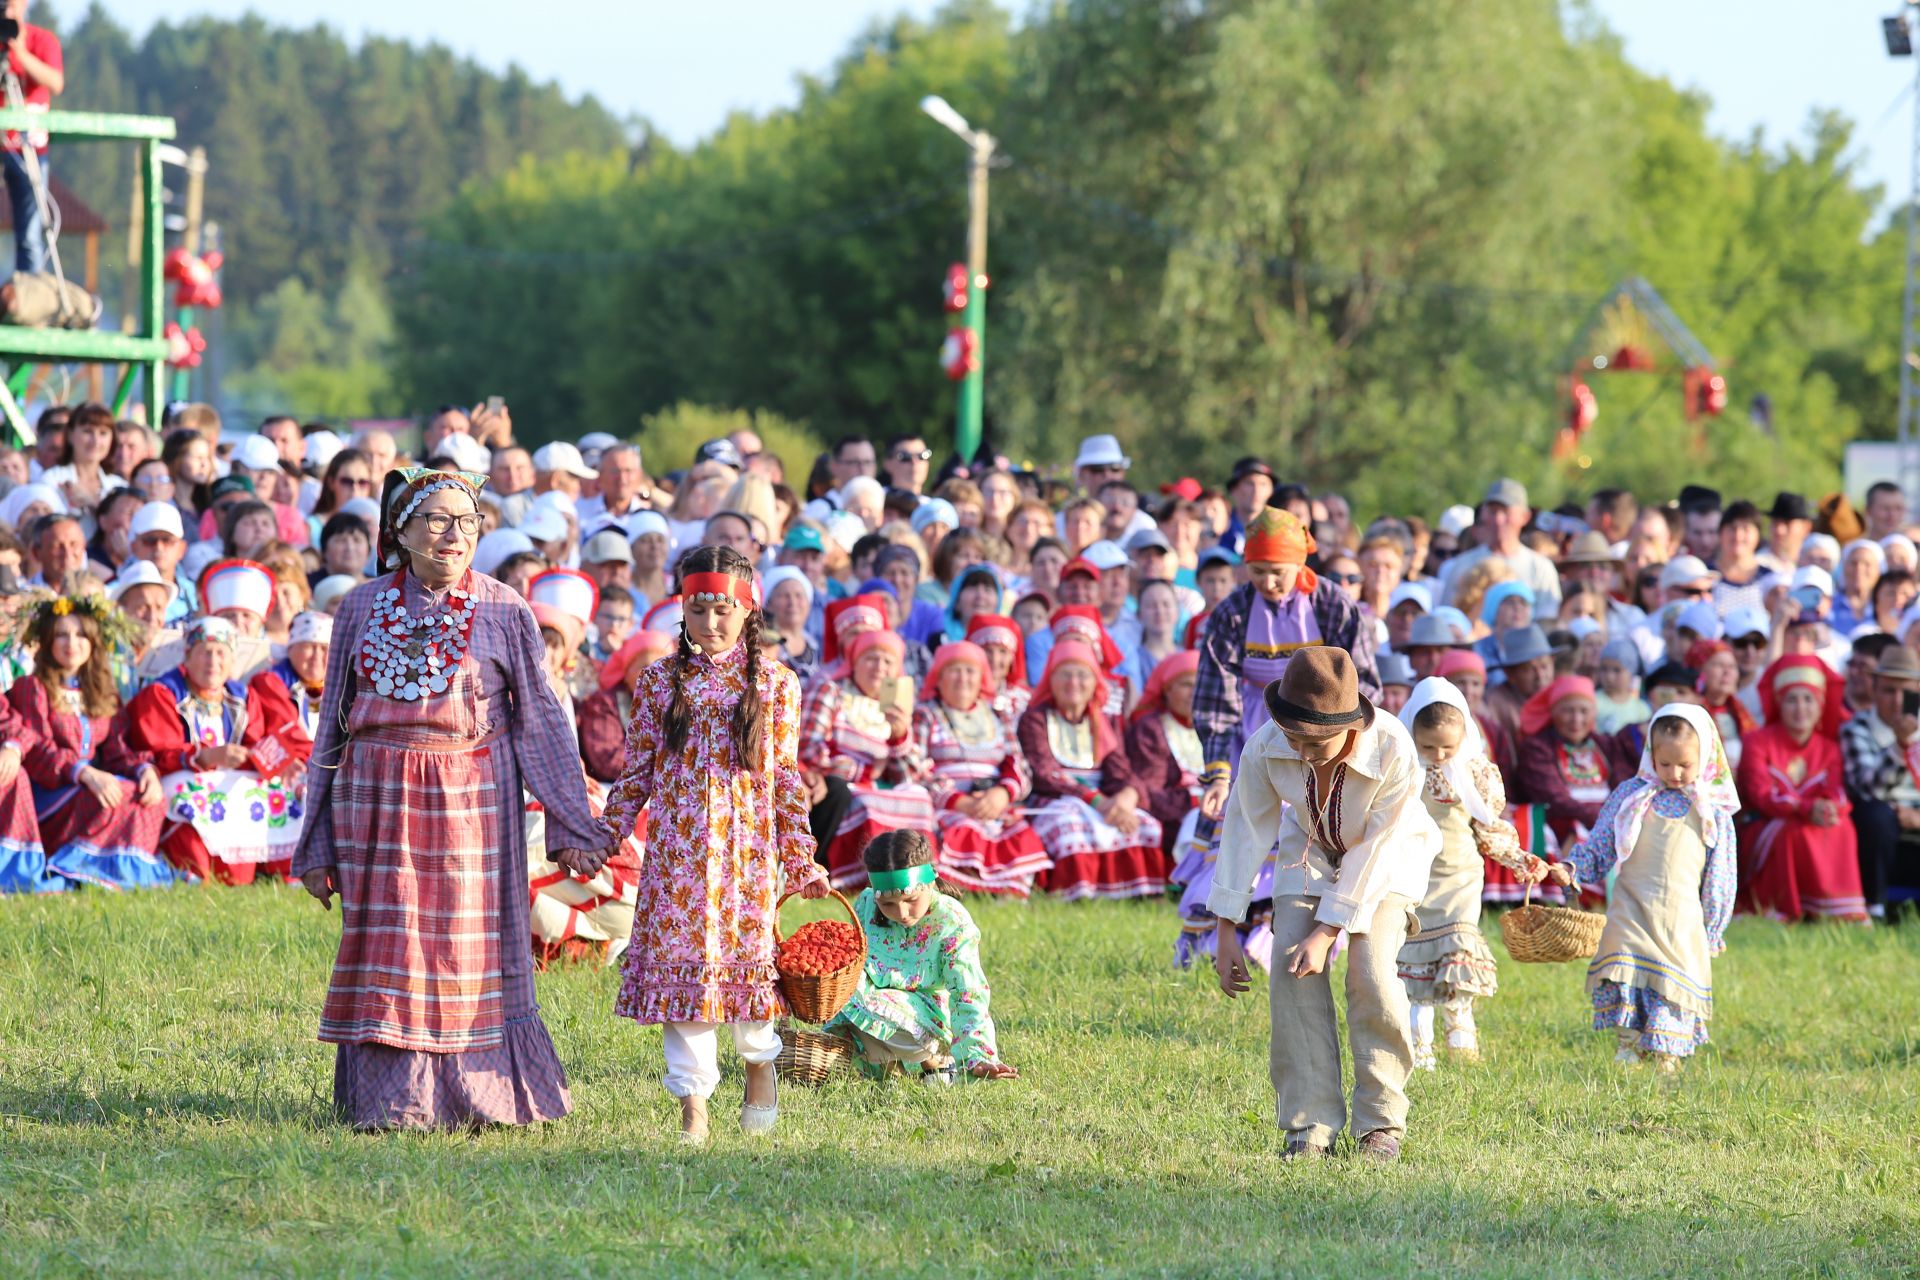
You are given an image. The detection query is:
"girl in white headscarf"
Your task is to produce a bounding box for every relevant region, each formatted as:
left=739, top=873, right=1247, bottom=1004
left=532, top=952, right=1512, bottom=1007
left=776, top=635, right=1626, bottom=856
left=1397, top=677, right=1551, bottom=1069
left=1547, top=703, right=1740, bottom=1073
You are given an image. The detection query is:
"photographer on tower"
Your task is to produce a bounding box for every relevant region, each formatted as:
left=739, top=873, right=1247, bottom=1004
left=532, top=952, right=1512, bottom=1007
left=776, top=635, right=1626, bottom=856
left=1, top=0, right=62, bottom=274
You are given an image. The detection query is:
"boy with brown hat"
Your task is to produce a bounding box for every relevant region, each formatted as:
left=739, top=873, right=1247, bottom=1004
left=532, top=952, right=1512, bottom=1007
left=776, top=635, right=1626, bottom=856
left=1208, top=646, right=1440, bottom=1161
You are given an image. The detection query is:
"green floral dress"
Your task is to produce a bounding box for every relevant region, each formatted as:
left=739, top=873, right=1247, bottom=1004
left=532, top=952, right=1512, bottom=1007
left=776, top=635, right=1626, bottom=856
left=827, top=889, right=1001, bottom=1067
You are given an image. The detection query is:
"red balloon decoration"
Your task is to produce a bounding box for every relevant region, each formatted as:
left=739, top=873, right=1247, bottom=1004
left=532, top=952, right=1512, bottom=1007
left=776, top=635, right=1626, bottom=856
left=1684, top=368, right=1727, bottom=420
left=163, top=248, right=224, bottom=310
left=940, top=327, right=978, bottom=381
left=1608, top=344, right=1655, bottom=372
left=164, top=321, right=207, bottom=369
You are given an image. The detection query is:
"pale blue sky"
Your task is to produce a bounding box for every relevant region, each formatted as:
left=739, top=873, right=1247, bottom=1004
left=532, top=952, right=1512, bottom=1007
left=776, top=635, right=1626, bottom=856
left=63, top=0, right=1920, bottom=214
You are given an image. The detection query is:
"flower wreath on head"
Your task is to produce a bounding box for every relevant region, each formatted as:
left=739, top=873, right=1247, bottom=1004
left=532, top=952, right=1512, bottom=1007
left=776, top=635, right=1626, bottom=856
left=11, top=589, right=141, bottom=656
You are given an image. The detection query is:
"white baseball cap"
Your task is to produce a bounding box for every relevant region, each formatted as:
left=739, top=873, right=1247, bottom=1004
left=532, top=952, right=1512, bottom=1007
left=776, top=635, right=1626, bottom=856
left=519, top=506, right=569, bottom=544
left=1675, top=600, right=1723, bottom=640
left=232, top=435, right=281, bottom=473
left=1083, top=539, right=1129, bottom=571
left=303, top=431, right=345, bottom=471
left=129, top=501, right=185, bottom=540
left=1436, top=504, right=1476, bottom=538
left=439, top=433, right=491, bottom=473
left=311, top=574, right=359, bottom=614
left=1791, top=565, right=1835, bottom=598
left=474, top=528, right=535, bottom=576
left=583, top=529, right=633, bottom=564
left=1723, top=606, right=1769, bottom=641
left=533, top=441, right=598, bottom=481
left=1388, top=582, right=1432, bottom=614
left=1659, top=555, right=1719, bottom=590
left=626, top=510, right=670, bottom=541
left=108, top=559, right=177, bottom=606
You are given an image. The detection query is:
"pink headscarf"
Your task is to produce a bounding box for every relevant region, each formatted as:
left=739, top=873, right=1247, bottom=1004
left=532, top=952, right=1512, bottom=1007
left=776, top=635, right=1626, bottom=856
left=1520, top=674, right=1596, bottom=738
left=921, top=640, right=996, bottom=705
left=1433, top=649, right=1486, bottom=680
left=1132, top=650, right=1200, bottom=724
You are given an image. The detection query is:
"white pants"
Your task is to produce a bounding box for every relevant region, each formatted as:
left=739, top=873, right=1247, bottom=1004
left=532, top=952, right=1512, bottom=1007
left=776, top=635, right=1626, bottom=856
left=661, top=1020, right=781, bottom=1099
left=850, top=1024, right=942, bottom=1066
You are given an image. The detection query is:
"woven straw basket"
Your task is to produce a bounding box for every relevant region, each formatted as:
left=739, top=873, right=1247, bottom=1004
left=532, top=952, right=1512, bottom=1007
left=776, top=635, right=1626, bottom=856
left=1500, top=878, right=1606, bottom=964
left=774, top=889, right=867, bottom=1024
left=776, top=1027, right=853, bottom=1085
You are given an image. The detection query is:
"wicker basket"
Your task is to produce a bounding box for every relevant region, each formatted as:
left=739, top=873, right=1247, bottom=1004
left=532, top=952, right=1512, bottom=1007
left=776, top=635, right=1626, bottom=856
left=776, top=1026, right=853, bottom=1085
left=774, top=889, right=867, bottom=1024
left=1500, top=878, right=1607, bottom=964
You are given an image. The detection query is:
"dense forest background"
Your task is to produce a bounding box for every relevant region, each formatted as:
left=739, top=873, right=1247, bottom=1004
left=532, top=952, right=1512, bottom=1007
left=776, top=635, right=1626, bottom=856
left=31, top=0, right=1909, bottom=510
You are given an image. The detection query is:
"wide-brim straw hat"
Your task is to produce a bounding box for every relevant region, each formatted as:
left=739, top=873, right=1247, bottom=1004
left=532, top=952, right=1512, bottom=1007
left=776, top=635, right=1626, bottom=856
left=1264, top=647, right=1375, bottom=738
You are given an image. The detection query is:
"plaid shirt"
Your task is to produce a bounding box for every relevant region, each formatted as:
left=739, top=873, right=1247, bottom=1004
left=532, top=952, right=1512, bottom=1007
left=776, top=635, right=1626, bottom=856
left=1839, top=708, right=1920, bottom=806
left=1193, top=580, right=1377, bottom=784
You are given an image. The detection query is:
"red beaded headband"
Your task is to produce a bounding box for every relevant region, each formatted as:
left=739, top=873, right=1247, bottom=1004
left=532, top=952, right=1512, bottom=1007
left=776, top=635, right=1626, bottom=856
left=680, top=572, right=756, bottom=605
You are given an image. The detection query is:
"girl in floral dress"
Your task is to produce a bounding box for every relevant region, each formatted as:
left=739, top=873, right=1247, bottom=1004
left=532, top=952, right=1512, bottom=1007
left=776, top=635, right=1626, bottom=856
left=825, top=831, right=1018, bottom=1082
left=596, top=545, right=831, bottom=1145
left=1549, top=704, right=1739, bottom=1073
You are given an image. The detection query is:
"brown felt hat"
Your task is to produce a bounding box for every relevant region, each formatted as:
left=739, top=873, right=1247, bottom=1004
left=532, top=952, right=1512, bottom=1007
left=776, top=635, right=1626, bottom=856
left=1876, top=646, right=1920, bottom=685
left=1264, top=646, right=1374, bottom=738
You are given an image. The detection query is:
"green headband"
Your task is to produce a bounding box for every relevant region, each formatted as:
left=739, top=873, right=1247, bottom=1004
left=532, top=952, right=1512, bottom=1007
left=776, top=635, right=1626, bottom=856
left=868, top=864, right=938, bottom=892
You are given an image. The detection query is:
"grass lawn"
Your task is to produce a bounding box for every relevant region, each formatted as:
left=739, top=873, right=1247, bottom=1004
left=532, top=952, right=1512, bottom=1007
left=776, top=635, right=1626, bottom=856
left=1, top=885, right=1916, bottom=1278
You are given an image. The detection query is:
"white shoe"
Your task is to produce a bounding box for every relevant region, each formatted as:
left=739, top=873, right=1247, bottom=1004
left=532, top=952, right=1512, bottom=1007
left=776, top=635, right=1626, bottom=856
left=1446, top=1027, right=1480, bottom=1063
left=1412, top=1043, right=1437, bottom=1072
left=740, top=1070, right=778, bottom=1134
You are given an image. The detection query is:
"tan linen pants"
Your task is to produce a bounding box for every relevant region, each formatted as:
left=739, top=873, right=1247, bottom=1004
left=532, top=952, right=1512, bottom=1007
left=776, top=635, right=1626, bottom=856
left=1268, top=893, right=1416, bottom=1147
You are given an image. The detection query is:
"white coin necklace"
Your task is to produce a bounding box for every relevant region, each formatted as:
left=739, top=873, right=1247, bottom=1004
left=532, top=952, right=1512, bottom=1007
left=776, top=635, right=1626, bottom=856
left=358, top=569, right=476, bottom=702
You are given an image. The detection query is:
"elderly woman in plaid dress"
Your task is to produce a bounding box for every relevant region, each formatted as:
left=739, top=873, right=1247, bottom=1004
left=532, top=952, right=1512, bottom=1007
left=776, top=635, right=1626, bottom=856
left=294, top=469, right=606, bottom=1131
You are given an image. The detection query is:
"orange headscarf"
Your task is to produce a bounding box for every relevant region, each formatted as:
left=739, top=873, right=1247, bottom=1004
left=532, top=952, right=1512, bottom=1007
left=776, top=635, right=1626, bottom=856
left=1242, top=506, right=1318, bottom=593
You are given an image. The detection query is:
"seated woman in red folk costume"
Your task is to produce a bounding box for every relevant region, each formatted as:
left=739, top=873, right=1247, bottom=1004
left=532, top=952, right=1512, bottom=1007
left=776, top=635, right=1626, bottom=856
left=1736, top=655, right=1868, bottom=922
left=912, top=640, right=1049, bottom=896
left=578, top=628, right=676, bottom=785
left=965, top=612, right=1031, bottom=734
left=1019, top=638, right=1168, bottom=900
left=123, top=616, right=297, bottom=884
left=1512, top=674, right=1635, bottom=849
left=1127, top=650, right=1205, bottom=860
left=244, top=609, right=331, bottom=805
left=7, top=591, right=170, bottom=891
left=800, top=627, right=939, bottom=889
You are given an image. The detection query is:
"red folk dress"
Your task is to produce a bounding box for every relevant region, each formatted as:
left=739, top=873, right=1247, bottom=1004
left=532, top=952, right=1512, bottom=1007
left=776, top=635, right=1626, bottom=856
left=6, top=677, right=169, bottom=891
left=798, top=677, right=939, bottom=889
left=600, top=643, right=825, bottom=1026
left=1734, top=723, right=1868, bottom=921
left=912, top=698, right=1049, bottom=897
left=293, top=570, right=605, bottom=1130
left=121, top=675, right=283, bottom=884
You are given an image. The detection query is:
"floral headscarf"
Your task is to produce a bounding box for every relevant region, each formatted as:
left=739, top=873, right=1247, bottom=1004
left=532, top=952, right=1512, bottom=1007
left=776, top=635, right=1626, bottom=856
left=1611, top=703, right=1739, bottom=866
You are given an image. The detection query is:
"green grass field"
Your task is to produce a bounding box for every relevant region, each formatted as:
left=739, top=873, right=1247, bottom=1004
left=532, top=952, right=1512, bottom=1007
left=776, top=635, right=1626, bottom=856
left=2, top=886, right=1917, bottom=1278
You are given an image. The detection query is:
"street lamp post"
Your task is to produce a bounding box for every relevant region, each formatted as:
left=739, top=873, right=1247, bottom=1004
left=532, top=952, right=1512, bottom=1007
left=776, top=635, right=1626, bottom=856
left=921, top=95, right=994, bottom=465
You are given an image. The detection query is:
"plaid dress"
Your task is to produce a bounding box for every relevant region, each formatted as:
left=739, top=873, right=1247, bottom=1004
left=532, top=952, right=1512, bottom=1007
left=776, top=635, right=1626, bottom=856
left=294, top=571, right=604, bottom=1130
left=913, top=699, right=1049, bottom=897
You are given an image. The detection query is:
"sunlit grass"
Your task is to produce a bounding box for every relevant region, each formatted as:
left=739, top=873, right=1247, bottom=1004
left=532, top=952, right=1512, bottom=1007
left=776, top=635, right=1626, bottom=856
left=2, top=886, right=1915, bottom=1277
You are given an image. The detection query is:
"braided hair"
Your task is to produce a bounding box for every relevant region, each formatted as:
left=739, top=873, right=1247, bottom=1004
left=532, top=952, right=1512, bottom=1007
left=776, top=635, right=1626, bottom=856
left=861, top=829, right=952, bottom=924
left=661, top=545, right=766, bottom=772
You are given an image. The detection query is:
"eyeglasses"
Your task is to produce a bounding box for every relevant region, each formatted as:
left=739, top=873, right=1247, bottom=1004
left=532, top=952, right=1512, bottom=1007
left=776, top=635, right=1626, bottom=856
left=893, top=448, right=933, bottom=463
left=335, top=476, right=373, bottom=490
left=417, top=513, right=483, bottom=536
left=1675, top=586, right=1712, bottom=599
left=1326, top=571, right=1363, bottom=585
left=1731, top=635, right=1768, bottom=649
